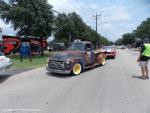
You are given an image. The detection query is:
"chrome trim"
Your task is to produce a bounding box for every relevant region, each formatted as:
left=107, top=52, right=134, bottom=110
left=46, top=64, right=71, bottom=74
left=48, top=60, right=65, bottom=70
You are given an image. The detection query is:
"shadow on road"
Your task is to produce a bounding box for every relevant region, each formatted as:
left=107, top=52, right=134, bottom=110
left=0, top=73, right=12, bottom=84
left=106, top=57, right=116, bottom=60
left=46, top=72, right=73, bottom=78
left=132, top=75, right=147, bottom=80
left=46, top=64, right=105, bottom=78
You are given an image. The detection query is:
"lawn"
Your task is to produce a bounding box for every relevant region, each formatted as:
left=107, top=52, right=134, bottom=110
left=8, top=52, right=52, bottom=69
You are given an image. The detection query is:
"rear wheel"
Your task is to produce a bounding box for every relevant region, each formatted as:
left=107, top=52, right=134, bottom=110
left=72, top=63, right=82, bottom=76
left=97, top=54, right=106, bottom=66
left=101, top=58, right=106, bottom=66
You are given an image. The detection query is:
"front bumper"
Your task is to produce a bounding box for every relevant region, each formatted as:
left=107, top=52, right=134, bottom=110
left=0, top=62, right=13, bottom=71
left=106, top=54, right=116, bottom=57
left=46, top=64, right=71, bottom=74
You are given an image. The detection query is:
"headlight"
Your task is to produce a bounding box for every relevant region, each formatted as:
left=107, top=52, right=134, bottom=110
left=66, top=61, right=70, bottom=64
left=66, top=59, right=74, bottom=65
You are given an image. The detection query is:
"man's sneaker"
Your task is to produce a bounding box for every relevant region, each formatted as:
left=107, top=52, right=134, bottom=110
left=139, top=76, right=146, bottom=80
left=146, top=76, right=149, bottom=79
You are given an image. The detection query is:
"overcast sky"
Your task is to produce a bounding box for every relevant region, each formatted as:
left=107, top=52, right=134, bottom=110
left=1, top=0, right=150, bottom=41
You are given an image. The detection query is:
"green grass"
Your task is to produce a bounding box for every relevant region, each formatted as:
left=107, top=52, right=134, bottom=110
left=8, top=52, right=52, bottom=69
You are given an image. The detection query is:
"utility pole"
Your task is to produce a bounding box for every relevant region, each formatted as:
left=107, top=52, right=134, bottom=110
left=93, top=13, right=101, bottom=49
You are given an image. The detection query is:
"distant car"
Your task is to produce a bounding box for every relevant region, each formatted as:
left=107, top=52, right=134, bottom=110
left=0, top=52, right=13, bottom=71
left=47, top=46, right=54, bottom=52
left=117, top=45, right=125, bottom=50
left=102, top=46, right=116, bottom=59
left=117, top=46, right=125, bottom=49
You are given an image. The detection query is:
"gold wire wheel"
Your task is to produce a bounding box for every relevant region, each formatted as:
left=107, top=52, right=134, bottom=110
left=101, top=58, right=106, bottom=66
left=97, top=54, right=106, bottom=65
left=73, top=63, right=82, bottom=75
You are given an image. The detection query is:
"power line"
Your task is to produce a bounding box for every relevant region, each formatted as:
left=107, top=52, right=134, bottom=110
left=81, top=0, right=95, bottom=14
left=50, top=0, right=76, bottom=13
left=50, top=0, right=96, bottom=27
left=51, top=9, right=61, bottom=15
left=50, top=1, right=99, bottom=41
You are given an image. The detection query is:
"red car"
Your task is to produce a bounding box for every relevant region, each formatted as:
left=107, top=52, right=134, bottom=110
left=102, top=46, right=116, bottom=59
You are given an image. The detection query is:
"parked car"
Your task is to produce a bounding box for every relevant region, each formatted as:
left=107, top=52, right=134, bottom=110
left=47, top=46, right=54, bottom=52
left=0, top=52, right=13, bottom=71
left=102, top=46, right=116, bottom=59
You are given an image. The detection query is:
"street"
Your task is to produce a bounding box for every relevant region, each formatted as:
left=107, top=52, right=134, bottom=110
left=0, top=49, right=150, bottom=113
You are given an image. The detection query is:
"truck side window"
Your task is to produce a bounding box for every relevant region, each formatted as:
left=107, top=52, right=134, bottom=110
left=85, top=44, right=92, bottom=51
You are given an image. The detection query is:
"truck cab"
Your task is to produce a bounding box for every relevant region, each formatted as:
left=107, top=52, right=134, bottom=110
left=67, top=40, right=95, bottom=66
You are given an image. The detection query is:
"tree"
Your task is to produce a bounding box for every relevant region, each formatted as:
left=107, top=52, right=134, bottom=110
left=54, top=12, right=110, bottom=46
left=122, top=33, right=135, bottom=45
left=133, top=18, right=150, bottom=39
left=115, top=38, right=122, bottom=45
left=0, top=0, right=54, bottom=37
left=117, top=18, right=150, bottom=46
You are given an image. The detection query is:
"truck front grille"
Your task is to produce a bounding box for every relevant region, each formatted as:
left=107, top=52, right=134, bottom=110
left=48, top=61, right=65, bottom=70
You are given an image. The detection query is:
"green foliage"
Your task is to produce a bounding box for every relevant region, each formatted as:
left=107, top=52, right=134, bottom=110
left=115, top=38, right=122, bottom=45
left=0, top=0, right=54, bottom=38
left=116, top=18, right=150, bottom=45
left=0, top=0, right=110, bottom=46
left=9, top=52, right=52, bottom=68
left=133, top=18, right=150, bottom=39
left=54, top=12, right=110, bottom=46
left=122, top=33, right=135, bottom=45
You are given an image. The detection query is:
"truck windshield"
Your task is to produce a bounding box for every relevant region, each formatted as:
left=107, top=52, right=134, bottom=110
left=67, top=43, right=84, bottom=51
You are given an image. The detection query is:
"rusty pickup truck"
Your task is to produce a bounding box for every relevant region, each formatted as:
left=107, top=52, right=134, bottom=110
left=46, top=40, right=106, bottom=75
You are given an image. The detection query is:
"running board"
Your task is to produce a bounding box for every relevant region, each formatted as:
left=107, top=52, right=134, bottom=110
left=85, top=63, right=100, bottom=69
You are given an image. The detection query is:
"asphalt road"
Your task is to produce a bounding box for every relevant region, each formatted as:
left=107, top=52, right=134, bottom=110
left=0, top=49, right=150, bottom=113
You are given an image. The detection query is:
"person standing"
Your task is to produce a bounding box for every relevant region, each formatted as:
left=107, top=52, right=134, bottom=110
left=137, top=38, right=150, bottom=80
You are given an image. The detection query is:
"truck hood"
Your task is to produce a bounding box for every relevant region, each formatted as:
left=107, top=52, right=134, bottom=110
left=51, top=50, right=82, bottom=61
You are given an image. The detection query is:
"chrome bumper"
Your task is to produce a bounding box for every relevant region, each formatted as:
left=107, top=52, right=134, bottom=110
left=0, top=62, right=13, bottom=71
left=46, top=64, right=71, bottom=74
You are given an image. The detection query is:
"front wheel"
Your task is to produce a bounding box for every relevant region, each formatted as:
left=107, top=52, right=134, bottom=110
left=72, top=63, right=82, bottom=76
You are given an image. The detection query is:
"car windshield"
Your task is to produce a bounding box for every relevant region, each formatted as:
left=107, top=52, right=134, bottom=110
left=67, top=43, right=84, bottom=51
left=103, top=46, right=113, bottom=50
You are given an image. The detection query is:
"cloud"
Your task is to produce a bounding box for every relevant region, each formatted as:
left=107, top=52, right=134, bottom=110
left=48, top=0, right=85, bottom=14
left=0, top=20, right=8, bottom=28
left=146, top=4, right=150, bottom=8
left=48, top=0, right=133, bottom=41
left=0, top=20, right=16, bottom=35
left=102, top=6, right=131, bottom=22
left=1, top=0, right=150, bottom=41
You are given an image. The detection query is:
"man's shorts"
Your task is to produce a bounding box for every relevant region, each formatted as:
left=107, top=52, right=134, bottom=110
left=139, top=61, right=149, bottom=67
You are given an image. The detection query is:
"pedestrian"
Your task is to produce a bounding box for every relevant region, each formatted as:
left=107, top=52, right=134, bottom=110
left=137, top=38, right=150, bottom=80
